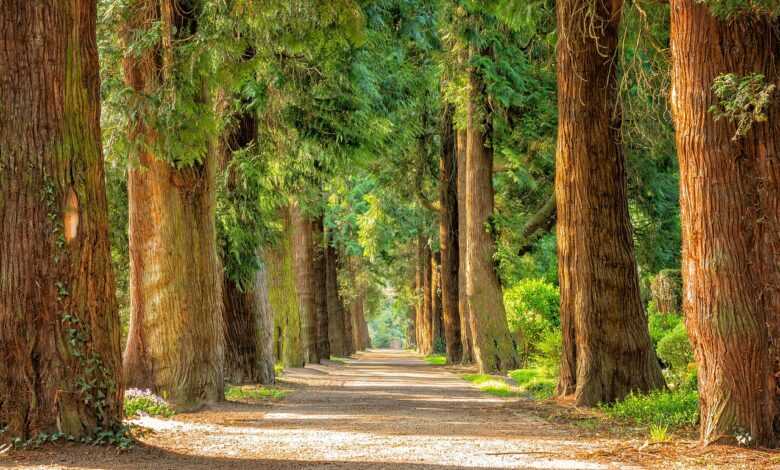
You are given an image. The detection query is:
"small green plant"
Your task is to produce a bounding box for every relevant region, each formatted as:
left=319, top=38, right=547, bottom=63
left=509, top=367, right=557, bottom=399
left=709, top=73, right=776, bottom=140
left=425, top=354, right=446, bottom=366
left=225, top=385, right=287, bottom=401
left=124, top=389, right=175, bottom=418
left=649, top=423, right=671, bottom=443
left=274, top=363, right=284, bottom=377
left=504, top=279, right=560, bottom=367
left=462, top=374, right=519, bottom=398
left=603, top=388, right=699, bottom=429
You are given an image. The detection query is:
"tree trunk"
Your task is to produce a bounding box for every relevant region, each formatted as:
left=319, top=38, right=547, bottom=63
left=439, top=105, right=463, bottom=363
left=420, top=243, right=434, bottom=355
left=669, top=2, right=780, bottom=446
left=122, top=0, right=224, bottom=410
left=312, top=216, right=330, bottom=361
left=465, top=46, right=519, bottom=374
left=222, top=261, right=275, bottom=385
left=291, top=204, right=319, bottom=364
left=326, top=241, right=347, bottom=357
left=456, top=130, right=474, bottom=364
left=0, top=0, right=123, bottom=438
left=415, top=237, right=425, bottom=351
left=431, top=252, right=444, bottom=353
left=266, top=209, right=304, bottom=368
left=555, top=0, right=664, bottom=405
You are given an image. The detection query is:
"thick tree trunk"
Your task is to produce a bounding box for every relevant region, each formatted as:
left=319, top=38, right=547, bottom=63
left=555, top=0, right=664, bottom=405
left=312, top=217, right=330, bottom=361
left=0, top=0, right=123, bottom=438
left=291, top=205, right=320, bottom=364
left=439, top=105, right=463, bottom=363
left=122, top=0, right=224, bottom=409
left=223, top=262, right=275, bottom=385
left=420, top=243, right=434, bottom=355
left=669, top=2, right=780, bottom=446
left=266, top=209, right=304, bottom=368
left=326, top=242, right=347, bottom=357
left=456, top=130, right=474, bottom=364
left=465, top=47, right=519, bottom=374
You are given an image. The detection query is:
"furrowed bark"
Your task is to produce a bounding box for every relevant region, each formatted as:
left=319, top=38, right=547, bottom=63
left=456, top=130, right=474, bottom=364
left=291, top=204, right=319, bottom=364
left=439, top=105, right=463, bottom=363
left=669, top=1, right=780, bottom=446
left=266, top=209, right=304, bottom=368
left=123, top=0, right=224, bottom=410
left=420, top=243, right=434, bottom=355
left=465, top=46, right=519, bottom=374
left=0, top=0, right=123, bottom=438
left=312, top=216, right=330, bottom=361
left=326, top=241, right=347, bottom=357
left=431, top=252, right=444, bottom=353
left=555, top=0, right=664, bottom=405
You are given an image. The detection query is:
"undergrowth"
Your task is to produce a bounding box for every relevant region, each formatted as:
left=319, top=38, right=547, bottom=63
left=124, top=389, right=175, bottom=418
left=602, top=388, right=699, bottom=429
left=225, top=385, right=288, bottom=401
left=425, top=354, right=447, bottom=366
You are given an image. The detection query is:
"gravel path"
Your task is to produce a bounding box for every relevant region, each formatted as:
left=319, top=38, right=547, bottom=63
left=0, top=350, right=662, bottom=469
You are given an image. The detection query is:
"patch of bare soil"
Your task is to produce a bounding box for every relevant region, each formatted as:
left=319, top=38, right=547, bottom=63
left=3, top=350, right=778, bottom=469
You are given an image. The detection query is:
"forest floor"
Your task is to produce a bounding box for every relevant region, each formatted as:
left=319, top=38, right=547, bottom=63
left=3, top=349, right=779, bottom=469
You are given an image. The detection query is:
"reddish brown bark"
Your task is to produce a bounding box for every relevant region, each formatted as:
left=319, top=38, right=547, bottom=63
left=122, top=0, right=225, bottom=409
left=456, top=130, right=474, bottom=364
left=326, top=241, right=347, bottom=357
left=669, top=2, right=780, bottom=446
left=431, top=252, right=444, bottom=353
left=555, top=0, right=664, bottom=405
left=312, top=217, right=330, bottom=361
left=465, top=46, right=518, bottom=374
left=419, top=243, right=434, bottom=355
left=0, top=0, right=123, bottom=438
left=439, top=105, right=463, bottom=363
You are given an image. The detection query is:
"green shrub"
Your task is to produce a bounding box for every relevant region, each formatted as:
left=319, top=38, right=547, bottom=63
left=425, top=354, right=446, bottom=366
left=534, top=328, right=562, bottom=374
left=603, top=389, right=699, bottom=428
left=509, top=367, right=556, bottom=399
left=504, top=279, right=560, bottom=366
left=124, top=389, right=174, bottom=418
left=648, top=309, right=683, bottom=347
left=657, top=322, right=694, bottom=387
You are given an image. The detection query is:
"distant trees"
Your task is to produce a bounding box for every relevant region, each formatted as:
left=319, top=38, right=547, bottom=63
left=669, top=1, right=780, bottom=446
left=0, top=0, right=123, bottom=438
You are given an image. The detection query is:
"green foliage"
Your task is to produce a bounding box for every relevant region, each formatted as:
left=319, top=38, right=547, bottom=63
left=603, top=389, right=699, bottom=429
left=504, top=278, right=559, bottom=366
left=710, top=73, right=776, bottom=141
left=508, top=367, right=556, bottom=399
left=462, top=374, right=519, bottom=397
left=368, top=294, right=409, bottom=348
left=647, top=310, right=683, bottom=347
left=657, top=322, right=694, bottom=383
left=425, top=354, right=447, bottom=366
left=696, top=0, right=780, bottom=19
left=225, top=385, right=288, bottom=402
left=124, top=389, right=174, bottom=418
left=649, top=423, right=671, bottom=443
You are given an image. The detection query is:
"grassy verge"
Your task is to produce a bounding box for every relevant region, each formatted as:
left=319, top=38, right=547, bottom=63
left=462, top=374, right=519, bottom=397
left=225, top=384, right=288, bottom=402
left=329, top=356, right=348, bottom=364
left=601, top=388, right=699, bottom=429
left=424, top=354, right=447, bottom=366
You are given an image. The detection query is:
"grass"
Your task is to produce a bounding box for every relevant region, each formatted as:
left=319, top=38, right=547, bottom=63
left=602, top=388, right=699, bottom=429
left=649, top=423, right=671, bottom=443
left=425, top=354, right=447, bottom=366
left=329, top=356, right=348, bottom=364
left=509, top=367, right=557, bottom=399
left=225, top=385, right=288, bottom=402
left=462, top=374, right=519, bottom=397
left=274, top=363, right=284, bottom=376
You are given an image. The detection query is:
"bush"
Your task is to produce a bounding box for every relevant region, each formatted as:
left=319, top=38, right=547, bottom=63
left=504, top=279, right=560, bottom=366
left=124, top=389, right=174, bottom=418
left=603, top=388, right=699, bottom=428
left=648, top=309, right=683, bottom=347
left=657, top=322, right=694, bottom=386
left=509, top=367, right=556, bottom=399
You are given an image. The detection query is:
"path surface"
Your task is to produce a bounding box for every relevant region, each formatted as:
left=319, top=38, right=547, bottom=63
left=1, top=350, right=747, bottom=469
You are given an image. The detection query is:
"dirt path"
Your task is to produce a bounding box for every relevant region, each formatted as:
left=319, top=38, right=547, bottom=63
left=2, top=350, right=772, bottom=469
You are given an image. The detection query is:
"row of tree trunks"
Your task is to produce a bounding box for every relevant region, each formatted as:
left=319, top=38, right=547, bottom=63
left=456, top=130, right=474, bottom=363
left=669, top=1, right=780, bottom=446
left=122, top=0, right=225, bottom=411
left=0, top=0, right=123, bottom=438
left=266, top=209, right=304, bottom=368
left=464, top=45, right=518, bottom=374
left=439, top=103, right=463, bottom=363
left=291, top=205, right=320, bottom=364
left=554, top=0, right=664, bottom=406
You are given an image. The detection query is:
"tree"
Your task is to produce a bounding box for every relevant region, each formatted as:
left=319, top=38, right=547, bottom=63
left=122, top=0, right=225, bottom=409
left=669, top=1, right=780, bottom=446
left=439, top=104, right=463, bottom=363
left=465, top=44, right=519, bottom=373
left=456, top=130, right=474, bottom=363
left=326, top=241, right=348, bottom=356
left=555, top=0, right=664, bottom=405
left=292, top=205, right=320, bottom=364
left=0, top=0, right=123, bottom=438
left=313, top=216, right=331, bottom=360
